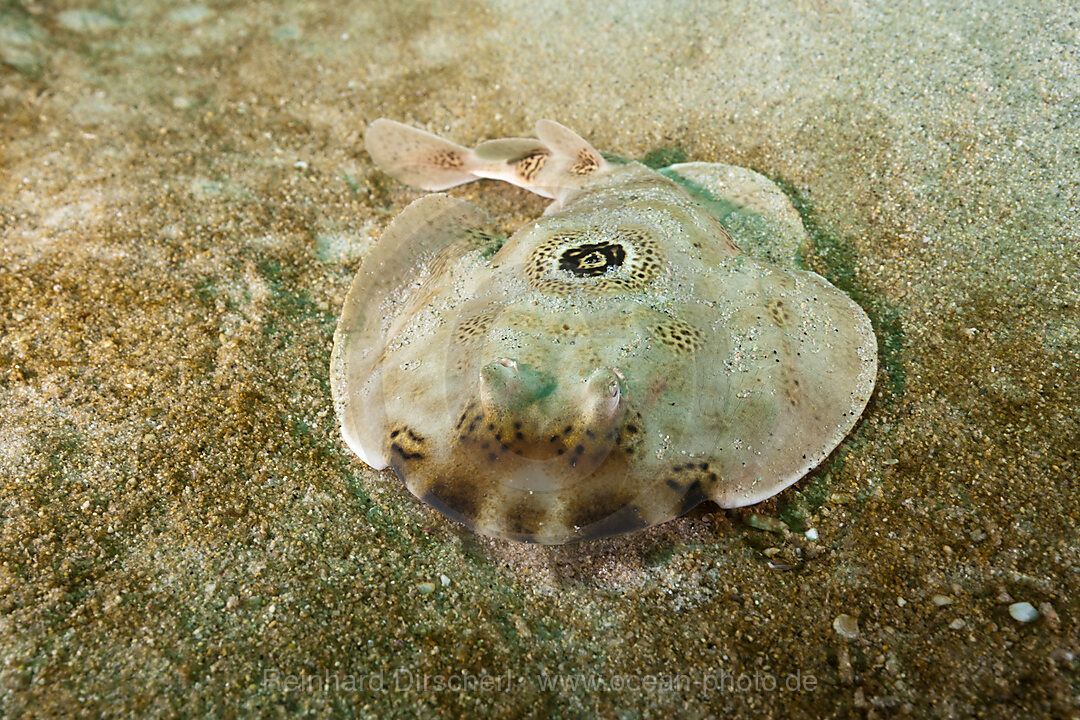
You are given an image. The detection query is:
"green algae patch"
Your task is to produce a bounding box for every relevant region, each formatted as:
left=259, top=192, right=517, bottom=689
left=661, top=167, right=747, bottom=227
left=640, top=146, right=688, bottom=169
left=773, top=177, right=907, bottom=400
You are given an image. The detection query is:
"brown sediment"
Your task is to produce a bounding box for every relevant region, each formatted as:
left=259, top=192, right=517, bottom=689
left=0, top=1, right=1076, bottom=718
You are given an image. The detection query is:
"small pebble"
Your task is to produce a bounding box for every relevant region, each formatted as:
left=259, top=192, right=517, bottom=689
left=804, top=527, right=819, bottom=540
left=746, top=514, right=787, bottom=533
left=932, top=594, right=954, bottom=607
left=439, top=574, right=451, bottom=586
left=1050, top=649, right=1074, bottom=664
left=417, top=582, right=436, bottom=595
left=58, top=9, right=121, bottom=33
left=1038, top=602, right=1060, bottom=630
left=1008, top=602, right=1039, bottom=623
left=948, top=618, right=965, bottom=630
left=833, top=613, right=859, bottom=639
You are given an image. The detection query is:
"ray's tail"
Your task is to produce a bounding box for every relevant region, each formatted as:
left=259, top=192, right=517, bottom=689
left=364, top=119, right=610, bottom=201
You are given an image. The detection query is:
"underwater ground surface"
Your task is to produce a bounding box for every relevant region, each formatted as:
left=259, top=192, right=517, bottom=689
left=1, top=1, right=1077, bottom=717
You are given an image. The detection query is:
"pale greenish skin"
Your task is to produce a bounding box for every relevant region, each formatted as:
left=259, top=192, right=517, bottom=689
left=331, top=121, right=877, bottom=545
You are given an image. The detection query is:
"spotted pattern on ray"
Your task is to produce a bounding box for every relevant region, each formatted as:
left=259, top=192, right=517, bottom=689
left=516, top=150, right=549, bottom=182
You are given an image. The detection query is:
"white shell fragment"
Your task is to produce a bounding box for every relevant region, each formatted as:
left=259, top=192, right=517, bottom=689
left=330, top=119, right=878, bottom=544
left=1008, top=602, right=1039, bottom=623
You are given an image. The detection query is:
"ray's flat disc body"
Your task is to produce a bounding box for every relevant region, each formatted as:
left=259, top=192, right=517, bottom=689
left=331, top=121, right=877, bottom=545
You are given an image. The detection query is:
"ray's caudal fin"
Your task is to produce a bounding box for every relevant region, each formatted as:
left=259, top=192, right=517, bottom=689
left=363, top=119, right=610, bottom=201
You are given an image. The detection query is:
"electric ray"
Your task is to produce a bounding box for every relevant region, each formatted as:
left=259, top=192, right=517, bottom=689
left=330, top=119, right=877, bottom=545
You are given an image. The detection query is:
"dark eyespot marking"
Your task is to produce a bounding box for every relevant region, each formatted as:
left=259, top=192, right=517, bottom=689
left=525, top=227, right=661, bottom=295
left=558, top=241, right=626, bottom=277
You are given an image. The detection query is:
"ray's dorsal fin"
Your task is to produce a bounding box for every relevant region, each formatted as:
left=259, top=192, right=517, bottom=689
left=473, top=138, right=548, bottom=163
left=501, top=119, right=608, bottom=198
left=535, top=119, right=602, bottom=164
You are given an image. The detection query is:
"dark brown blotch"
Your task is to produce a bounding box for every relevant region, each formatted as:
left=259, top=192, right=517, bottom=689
left=516, top=150, right=549, bottom=182
left=431, top=149, right=464, bottom=169
left=677, top=479, right=708, bottom=516
left=423, top=480, right=482, bottom=523
left=570, top=148, right=600, bottom=176
left=576, top=503, right=648, bottom=541
left=390, top=442, right=424, bottom=461
left=568, top=492, right=635, bottom=535
left=504, top=497, right=549, bottom=537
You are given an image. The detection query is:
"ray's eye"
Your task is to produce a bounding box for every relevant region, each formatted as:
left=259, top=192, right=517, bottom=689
left=558, top=242, right=626, bottom=277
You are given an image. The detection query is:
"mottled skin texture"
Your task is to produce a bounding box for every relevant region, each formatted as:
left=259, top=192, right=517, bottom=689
left=331, top=121, right=877, bottom=544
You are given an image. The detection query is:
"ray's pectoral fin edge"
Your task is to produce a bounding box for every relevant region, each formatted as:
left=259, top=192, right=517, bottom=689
left=330, top=193, right=498, bottom=471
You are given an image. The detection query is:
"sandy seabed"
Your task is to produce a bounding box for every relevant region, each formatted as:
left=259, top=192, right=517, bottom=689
left=1, top=1, right=1077, bottom=718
